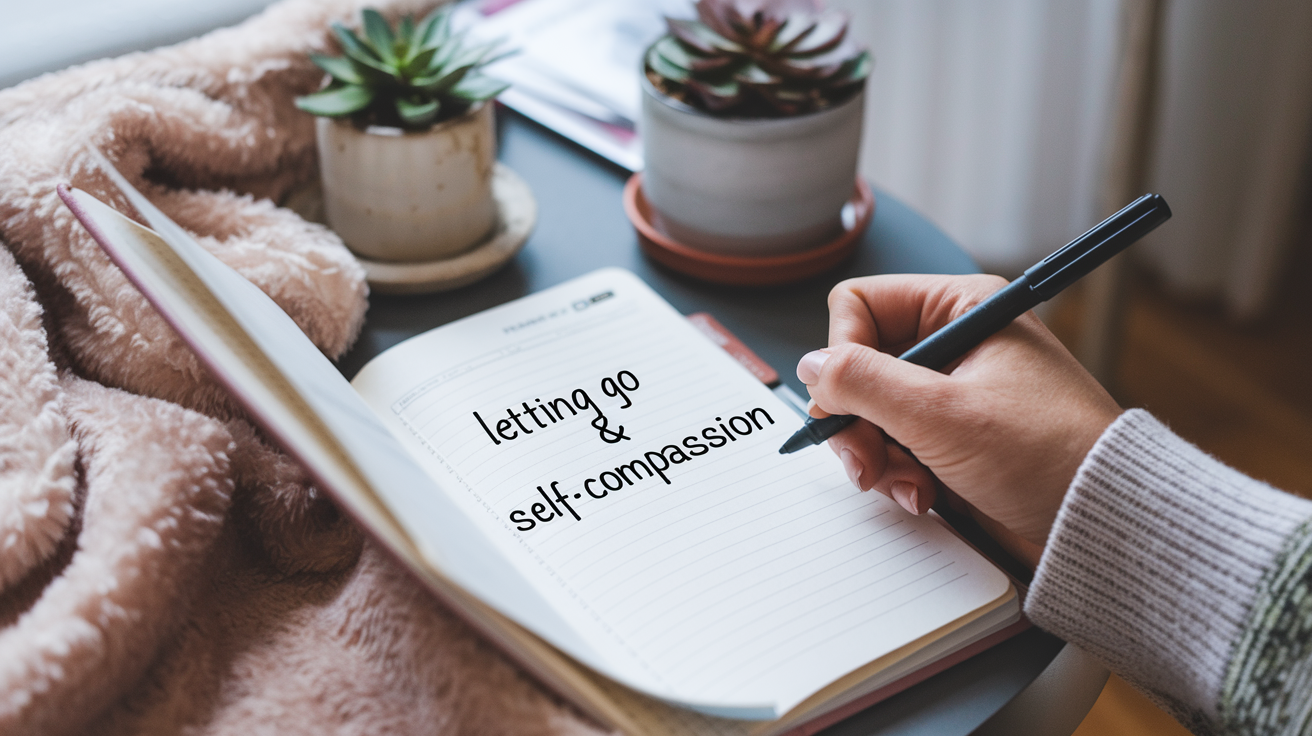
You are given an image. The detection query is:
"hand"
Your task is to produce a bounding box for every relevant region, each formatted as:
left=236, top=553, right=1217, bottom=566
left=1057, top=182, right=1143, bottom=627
left=796, top=274, right=1122, bottom=557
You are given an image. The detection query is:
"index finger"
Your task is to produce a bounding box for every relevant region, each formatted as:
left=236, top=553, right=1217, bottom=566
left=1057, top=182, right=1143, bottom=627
left=827, top=274, right=1010, bottom=353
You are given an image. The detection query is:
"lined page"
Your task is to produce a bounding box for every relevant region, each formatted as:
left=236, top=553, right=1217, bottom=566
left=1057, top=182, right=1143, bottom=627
left=352, top=269, right=1011, bottom=715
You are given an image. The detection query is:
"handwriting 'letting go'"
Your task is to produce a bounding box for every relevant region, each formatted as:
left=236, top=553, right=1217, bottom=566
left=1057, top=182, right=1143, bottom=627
left=473, top=370, right=640, bottom=446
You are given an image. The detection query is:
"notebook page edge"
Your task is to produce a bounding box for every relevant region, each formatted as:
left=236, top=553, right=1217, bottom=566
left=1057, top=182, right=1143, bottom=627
left=58, top=183, right=623, bottom=699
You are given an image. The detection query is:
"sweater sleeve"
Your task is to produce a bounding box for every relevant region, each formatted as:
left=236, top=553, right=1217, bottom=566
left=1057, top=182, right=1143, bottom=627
left=1025, top=409, right=1312, bottom=735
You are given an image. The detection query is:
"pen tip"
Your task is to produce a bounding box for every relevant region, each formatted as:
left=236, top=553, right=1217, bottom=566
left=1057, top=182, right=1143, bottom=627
left=778, top=433, right=810, bottom=455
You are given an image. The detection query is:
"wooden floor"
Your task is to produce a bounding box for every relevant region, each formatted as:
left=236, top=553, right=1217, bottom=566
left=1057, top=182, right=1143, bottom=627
left=1045, top=240, right=1312, bottom=735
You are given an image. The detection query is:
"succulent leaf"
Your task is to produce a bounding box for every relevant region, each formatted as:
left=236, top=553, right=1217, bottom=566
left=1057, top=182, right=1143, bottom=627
left=690, top=55, right=735, bottom=73
left=734, top=63, right=779, bottom=86
left=450, top=74, right=512, bottom=102
left=295, top=84, right=375, bottom=116
left=746, top=16, right=785, bottom=49
left=450, top=39, right=504, bottom=71
left=646, top=46, right=692, bottom=83
left=649, top=0, right=868, bottom=116
left=788, top=10, right=846, bottom=55
left=686, top=78, right=742, bottom=111
left=696, top=1, right=738, bottom=40
left=398, top=16, right=415, bottom=47
left=653, top=36, right=696, bottom=72
left=396, top=95, right=439, bottom=127
left=667, top=18, right=741, bottom=54
left=418, top=63, right=474, bottom=93
left=777, top=38, right=859, bottom=77
left=362, top=9, right=397, bottom=64
left=404, top=46, right=439, bottom=77
left=770, top=15, right=816, bottom=53
left=822, top=50, right=871, bottom=87
left=333, top=24, right=391, bottom=75
left=428, top=37, right=465, bottom=73
left=311, top=54, right=365, bottom=85
left=477, top=47, right=518, bottom=68
left=415, top=6, right=453, bottom=50
left=298, top=7, right=511, bottom=129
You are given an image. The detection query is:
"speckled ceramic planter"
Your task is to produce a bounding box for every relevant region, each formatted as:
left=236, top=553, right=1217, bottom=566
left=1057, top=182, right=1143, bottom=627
left=640, top=78, right=864, bottom=256
left=316, top=102, right=497, bottom=263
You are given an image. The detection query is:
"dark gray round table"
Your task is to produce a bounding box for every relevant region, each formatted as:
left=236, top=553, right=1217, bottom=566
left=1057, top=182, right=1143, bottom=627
left=337, top=110, right=1070, bottom=736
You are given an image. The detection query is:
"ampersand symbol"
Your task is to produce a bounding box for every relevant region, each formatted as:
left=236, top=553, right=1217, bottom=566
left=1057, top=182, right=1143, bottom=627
left=592, top=414, right=630, bottom=443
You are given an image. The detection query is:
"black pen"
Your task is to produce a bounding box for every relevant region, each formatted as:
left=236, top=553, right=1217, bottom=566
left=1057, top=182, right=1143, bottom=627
left=779, top=193, right=1172, bottom=455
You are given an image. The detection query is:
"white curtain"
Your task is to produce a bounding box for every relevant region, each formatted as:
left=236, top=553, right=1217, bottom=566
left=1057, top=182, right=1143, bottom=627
left=1141, top=0, right=1312, bottom=319
left=834, top=0, right=1312, bottom=319
left=830, top=0, right=1124, bottom=276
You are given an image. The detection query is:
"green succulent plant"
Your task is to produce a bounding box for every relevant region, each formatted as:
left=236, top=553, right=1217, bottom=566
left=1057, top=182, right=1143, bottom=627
left=645, top=0, right=870, bottom=117
left=296, top=6, right=510, bottom=130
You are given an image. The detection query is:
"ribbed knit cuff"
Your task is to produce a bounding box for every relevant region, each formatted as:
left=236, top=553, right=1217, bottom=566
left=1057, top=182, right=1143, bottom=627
left=1025, top=409, right=1312, bottom=730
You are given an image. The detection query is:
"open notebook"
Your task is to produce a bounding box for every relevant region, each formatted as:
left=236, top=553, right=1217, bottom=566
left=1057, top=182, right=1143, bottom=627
left=58, top=160, right=1022, bottom=735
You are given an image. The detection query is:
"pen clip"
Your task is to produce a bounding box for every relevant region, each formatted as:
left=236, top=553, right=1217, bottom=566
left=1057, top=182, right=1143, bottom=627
left=1023, top=193, right=1171, bottom=300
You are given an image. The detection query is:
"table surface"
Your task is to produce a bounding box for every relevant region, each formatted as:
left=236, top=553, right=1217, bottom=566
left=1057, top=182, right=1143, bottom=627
left=337, top=110, right=1067, bottom=736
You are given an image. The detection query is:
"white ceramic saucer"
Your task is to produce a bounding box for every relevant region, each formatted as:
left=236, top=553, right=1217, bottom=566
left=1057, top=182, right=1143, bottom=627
left=285, top=163, right=537, bottom=295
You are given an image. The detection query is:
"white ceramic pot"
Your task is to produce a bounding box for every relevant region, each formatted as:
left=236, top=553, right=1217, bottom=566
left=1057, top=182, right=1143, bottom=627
left=640, top=79, right=864, bottom=255
left=316, top=102, right=497, bottom=263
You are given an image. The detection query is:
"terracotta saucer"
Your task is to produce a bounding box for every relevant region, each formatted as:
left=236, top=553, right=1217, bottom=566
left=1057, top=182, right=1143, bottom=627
left=623, top=173, right=874, bottom=286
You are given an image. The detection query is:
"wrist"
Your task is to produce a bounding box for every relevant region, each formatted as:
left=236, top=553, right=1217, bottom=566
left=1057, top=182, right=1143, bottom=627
left=1031, top=402, right=1122, bottom=546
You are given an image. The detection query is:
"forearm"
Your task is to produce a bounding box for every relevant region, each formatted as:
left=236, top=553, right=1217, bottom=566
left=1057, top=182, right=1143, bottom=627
left=1025, top=409, right=1312, bottom=735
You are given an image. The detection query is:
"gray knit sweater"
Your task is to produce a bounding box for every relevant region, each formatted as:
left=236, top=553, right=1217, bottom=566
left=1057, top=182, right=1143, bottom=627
left=1026, top=409, right=1312, bottom=735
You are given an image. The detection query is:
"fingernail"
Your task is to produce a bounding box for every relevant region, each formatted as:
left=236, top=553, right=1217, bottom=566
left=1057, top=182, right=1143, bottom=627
left=796, top=350, right=830, bottom=384
left=839, top=448, right=865, bottom=491
left=891, top=480, right=920, bottom=515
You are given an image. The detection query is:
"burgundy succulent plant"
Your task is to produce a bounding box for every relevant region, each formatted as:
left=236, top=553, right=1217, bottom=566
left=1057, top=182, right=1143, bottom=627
left=645, top=0, right=870, bottom=117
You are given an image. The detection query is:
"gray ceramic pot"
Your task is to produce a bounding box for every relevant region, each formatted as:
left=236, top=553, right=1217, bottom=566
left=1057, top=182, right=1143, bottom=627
left=639, top=78, right=864, bottom=255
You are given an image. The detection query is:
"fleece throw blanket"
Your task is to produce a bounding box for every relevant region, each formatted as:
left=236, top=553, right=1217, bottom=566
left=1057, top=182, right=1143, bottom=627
left=0, top=2, right=605, bottom=733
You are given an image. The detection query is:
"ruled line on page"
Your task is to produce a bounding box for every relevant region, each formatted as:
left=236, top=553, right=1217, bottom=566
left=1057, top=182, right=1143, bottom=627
left=655, top=554, right=954, bottom=677
left=391, top=302, right=643, bottom=411
left=719, top=571, right=973, bottom=698
left=610, top=508, right=905, bottom=634
left=604, top=516, right=936, bottom=670
left=628, top=534, right=926, bottom=650
left=555, top=463, right=828, bottom=579
left=574, top=471, right=857, bottom=597
left=558, top=456, right=821, bottom=582
left=658, top=560, right=964, bottom=694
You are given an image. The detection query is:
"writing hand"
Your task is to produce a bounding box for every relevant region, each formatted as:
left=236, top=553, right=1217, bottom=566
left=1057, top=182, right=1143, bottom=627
left=796, top=274, right=1122, bottom=562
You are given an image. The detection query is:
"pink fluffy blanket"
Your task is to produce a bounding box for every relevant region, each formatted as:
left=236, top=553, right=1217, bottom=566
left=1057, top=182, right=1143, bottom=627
left=0, top=2, right=603, bottom=733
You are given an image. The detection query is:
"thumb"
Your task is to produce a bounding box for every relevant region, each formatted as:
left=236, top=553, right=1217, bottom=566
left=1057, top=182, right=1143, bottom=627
left=799, top=342, right=952, bottom=441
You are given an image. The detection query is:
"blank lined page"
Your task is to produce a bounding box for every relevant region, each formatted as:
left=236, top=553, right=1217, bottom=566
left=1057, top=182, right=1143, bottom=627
left=352, top=269, right=1011, bottom=715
